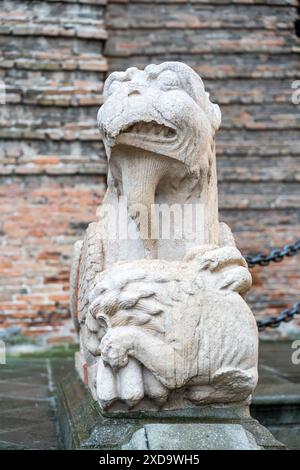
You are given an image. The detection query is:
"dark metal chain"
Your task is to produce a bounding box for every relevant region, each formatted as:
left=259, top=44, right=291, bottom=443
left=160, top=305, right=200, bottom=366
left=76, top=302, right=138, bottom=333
left=246, top=239, right=300, bottom=268
left=244, top=239, right=300, bottom=329
left=256, top=301, right=300, bottom=331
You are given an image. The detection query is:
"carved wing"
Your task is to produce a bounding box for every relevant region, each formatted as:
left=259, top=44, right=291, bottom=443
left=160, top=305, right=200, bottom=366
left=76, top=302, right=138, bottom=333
left=70, top=239, right=83, bottom=332
left=71, top=222, right=104, bottom=331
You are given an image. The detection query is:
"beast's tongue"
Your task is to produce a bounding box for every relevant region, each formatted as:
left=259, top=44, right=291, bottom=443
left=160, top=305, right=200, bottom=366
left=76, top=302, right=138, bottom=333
left=119, top=151, right=169, bottom=257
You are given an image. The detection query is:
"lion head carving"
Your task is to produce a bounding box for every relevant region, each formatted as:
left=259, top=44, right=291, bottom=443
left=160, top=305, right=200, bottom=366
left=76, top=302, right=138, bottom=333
left=97, top=62, right=221, bottom=175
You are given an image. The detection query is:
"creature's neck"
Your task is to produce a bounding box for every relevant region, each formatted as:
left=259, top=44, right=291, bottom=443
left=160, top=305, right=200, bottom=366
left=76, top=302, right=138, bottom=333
left=100, top=145, right=219, bottom=263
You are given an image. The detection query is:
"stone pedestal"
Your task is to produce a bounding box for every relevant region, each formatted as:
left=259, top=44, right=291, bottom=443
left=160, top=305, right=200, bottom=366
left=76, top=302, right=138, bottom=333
left=56, top=370, right=285, bottom=450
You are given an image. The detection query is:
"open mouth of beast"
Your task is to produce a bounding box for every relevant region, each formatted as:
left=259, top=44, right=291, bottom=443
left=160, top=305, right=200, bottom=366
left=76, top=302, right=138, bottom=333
left=118, top=121, right=177, bottom=142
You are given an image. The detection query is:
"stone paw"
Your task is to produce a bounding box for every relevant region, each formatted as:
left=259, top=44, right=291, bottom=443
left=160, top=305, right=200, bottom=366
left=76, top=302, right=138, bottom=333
left=100, top=329, right=129, bottom=370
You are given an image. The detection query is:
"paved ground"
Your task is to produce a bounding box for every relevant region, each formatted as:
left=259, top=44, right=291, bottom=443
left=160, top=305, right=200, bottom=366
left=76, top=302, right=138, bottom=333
left=0, top=341, right=299, bottom=449
left=0, top=357, right=74, bottom=450
left=0, top=359, right=58, bottom=449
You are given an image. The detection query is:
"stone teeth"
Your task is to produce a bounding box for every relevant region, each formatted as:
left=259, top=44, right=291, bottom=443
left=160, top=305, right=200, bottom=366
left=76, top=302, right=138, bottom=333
left=123, top=122, right=174, bottom=138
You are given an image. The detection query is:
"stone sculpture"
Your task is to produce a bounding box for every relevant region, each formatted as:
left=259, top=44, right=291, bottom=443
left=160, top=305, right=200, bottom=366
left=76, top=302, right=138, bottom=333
left=70, top=62, right=258, bottom=413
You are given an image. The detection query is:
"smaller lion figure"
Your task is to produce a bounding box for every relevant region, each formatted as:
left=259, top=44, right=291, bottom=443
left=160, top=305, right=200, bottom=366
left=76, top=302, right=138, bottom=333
left=82, top=246, right=258, bottom=410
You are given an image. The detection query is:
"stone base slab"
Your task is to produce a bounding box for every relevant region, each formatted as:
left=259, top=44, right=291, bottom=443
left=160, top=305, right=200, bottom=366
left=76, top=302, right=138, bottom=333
left=56, top=369, right=286, bottom=450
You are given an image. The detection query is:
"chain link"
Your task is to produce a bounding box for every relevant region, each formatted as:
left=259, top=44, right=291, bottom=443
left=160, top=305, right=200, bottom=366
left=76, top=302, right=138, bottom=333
left=244, top=238, right=300, bottom=329
left=246, top=239, right=300, bottom=268
left=256, top=301, right=300, bottom=331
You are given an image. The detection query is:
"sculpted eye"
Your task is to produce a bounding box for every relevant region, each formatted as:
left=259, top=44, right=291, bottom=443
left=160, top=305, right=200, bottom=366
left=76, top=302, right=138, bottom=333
left=156, top=71, right=180, bottom=90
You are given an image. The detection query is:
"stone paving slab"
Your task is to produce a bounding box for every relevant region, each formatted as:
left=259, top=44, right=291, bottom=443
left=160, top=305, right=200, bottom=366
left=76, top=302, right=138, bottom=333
left=258, top=342, right=300, bottom=383
left=0, top=359, right=58, bottom=450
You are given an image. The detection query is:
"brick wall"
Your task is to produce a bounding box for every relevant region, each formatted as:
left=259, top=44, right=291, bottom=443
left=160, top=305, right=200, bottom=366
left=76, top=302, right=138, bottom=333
left=0, top=0, right=299, bottom=341
left=0, top=0, right=107, bottom=342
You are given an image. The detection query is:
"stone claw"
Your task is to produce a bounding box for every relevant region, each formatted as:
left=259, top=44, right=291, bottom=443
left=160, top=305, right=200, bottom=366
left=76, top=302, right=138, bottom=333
left=100, top=329, right=129, bottom=370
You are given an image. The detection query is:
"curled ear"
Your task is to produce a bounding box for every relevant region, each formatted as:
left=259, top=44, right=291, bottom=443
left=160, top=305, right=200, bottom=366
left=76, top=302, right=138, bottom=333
left=219, top=266, right=252, bottom=297
left=210, top=103, right=222, bottom=131
left=205, top=92, right=221, bottom=131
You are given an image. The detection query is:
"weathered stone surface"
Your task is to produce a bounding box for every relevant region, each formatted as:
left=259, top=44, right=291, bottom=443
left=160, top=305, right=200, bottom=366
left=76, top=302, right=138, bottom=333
left=71, top=62, right=259, bottom=414
left=123, top=423, right=262, bottom=450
